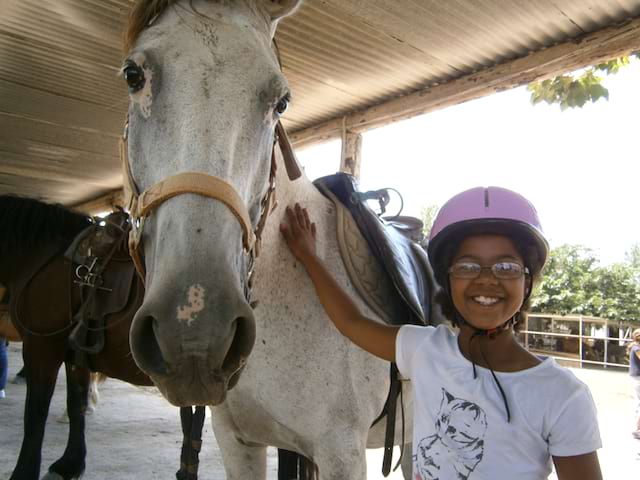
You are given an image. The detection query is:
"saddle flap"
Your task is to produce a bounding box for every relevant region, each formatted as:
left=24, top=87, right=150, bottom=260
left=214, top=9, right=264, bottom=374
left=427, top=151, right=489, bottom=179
left=334, top=198, right=406, bottom=324
left=65, top=211, right=136, bottom=357
left=314, top=173, right=435, bottom=326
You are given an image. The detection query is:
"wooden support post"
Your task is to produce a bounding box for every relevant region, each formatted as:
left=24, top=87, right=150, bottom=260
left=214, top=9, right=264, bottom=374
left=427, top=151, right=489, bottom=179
left=340, top=120, right=362, bottom=178
left=604, top=319, right=609, bottom=369
left=579, top=315, right=584, bottom=368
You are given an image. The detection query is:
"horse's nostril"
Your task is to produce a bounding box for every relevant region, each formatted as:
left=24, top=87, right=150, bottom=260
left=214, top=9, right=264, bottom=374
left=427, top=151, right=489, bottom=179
left=222, top=316, right=256, bottom=380
left=131, top=315, right=168, bottom=376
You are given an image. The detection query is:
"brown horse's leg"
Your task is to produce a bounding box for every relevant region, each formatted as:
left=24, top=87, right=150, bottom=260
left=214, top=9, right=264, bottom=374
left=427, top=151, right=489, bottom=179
left=45, top=362, right=90, bottom=479
left=278, top=450, right=319, bottom=480
left=278, top=449, right=298, bottom=479
left=10, top=340, right=64, bottom=480
left=188, top=406, right=206, bottom=480
left=176, top=407, right=193, bottom=480
left=176, top=406, right=206, bottom=480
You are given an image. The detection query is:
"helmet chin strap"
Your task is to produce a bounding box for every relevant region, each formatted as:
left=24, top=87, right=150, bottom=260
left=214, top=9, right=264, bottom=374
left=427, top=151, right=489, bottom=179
left=455, top=310, right=516, bottom=338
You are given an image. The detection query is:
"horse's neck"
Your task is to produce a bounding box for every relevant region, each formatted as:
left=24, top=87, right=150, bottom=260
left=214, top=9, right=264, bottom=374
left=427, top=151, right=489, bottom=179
left=5, top=243, right=64, bottom=294
left=264, top=151, right=334, bottom=254
left=0, top=253, right=26, bottom=286
left=275, top=158, right=328, bottom=216
left=257, top=152, right=344, bottom=291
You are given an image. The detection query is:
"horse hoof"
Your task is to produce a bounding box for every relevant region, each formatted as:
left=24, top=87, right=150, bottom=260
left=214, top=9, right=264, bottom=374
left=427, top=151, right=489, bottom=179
left=41, top=472, right=65, bottom=480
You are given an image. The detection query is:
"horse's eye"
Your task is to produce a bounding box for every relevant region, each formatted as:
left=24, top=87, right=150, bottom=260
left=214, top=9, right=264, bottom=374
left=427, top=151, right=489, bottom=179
left=275, top=96, right=289, bottom=116
left=123, top=63, right=146, bottom=93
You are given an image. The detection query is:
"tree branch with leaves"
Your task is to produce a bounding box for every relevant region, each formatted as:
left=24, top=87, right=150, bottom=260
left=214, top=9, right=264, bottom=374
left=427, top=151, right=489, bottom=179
left=528, top=53, right=639, bottom=109
left=531, top=244, right=640, bottom=324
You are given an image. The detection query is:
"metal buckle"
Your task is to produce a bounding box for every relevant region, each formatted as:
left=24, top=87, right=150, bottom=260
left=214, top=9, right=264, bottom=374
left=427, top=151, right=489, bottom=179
left=74, top=257, right=112, bottom=291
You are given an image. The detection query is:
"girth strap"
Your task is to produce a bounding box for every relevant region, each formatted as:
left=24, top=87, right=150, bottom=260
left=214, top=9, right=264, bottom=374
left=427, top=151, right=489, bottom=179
left=371, top=362, right=405, bottom=477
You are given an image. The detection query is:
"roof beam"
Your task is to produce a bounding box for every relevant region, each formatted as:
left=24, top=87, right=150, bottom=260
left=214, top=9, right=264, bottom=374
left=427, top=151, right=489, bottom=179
left=75, top=16, right=640, bottom=208
left=72, top=189, right=124, bottom=215
left=290, top=16, right=640, bottom=149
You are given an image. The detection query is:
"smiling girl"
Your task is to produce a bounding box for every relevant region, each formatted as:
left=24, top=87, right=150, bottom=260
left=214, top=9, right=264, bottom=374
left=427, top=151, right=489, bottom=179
left=280, top=186, right=602, bottom=480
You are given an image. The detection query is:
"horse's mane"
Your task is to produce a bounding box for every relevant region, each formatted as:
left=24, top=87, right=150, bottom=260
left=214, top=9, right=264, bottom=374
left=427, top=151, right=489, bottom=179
left=0, top=195, right=92, bottom=258
left=124, top=0, right=179, bottom=53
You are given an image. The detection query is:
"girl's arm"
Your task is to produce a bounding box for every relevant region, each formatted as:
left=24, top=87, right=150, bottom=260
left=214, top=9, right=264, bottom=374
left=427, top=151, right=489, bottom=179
left=553, top=452, right=602, bottom=480
left=280, top=203, right=400, bottom=362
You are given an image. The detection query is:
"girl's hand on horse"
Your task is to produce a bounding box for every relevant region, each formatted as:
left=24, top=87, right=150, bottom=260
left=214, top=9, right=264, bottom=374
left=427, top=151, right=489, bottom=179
left=280, top=202, right=399, bottom=362
left=280, top=203, right=317, bottom=264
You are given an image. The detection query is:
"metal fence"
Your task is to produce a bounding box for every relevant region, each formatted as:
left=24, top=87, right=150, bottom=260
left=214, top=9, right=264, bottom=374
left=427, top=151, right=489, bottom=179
left=517, top=313, right=637, bottom=370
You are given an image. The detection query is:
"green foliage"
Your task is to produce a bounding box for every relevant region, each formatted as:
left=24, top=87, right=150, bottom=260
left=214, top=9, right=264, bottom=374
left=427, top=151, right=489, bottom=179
left=626, top=243, right=640, bottom=283
left=531, top=245, right=595, bottom=314
left=527, top=53, right=639, bottom=110
left=583, top=264, right=640, bottom=321
left=420, top=204, right=439, bottom=238
left=625, top=243, right=640, bottom=270
left=531, top=244, right=640, bottom=323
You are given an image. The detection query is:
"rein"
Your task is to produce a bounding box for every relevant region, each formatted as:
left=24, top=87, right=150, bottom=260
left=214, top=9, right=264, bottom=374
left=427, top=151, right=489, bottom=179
left=121, top=120, right=301, bottom=290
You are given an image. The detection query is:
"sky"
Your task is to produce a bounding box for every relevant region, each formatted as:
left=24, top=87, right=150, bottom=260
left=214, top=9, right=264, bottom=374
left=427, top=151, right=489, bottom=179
left=297, top=60, right=640, bottom=266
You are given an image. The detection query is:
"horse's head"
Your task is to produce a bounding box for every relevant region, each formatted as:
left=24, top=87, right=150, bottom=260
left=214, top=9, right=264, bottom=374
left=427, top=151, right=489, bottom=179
left=123, top=0, right=302, bottom=406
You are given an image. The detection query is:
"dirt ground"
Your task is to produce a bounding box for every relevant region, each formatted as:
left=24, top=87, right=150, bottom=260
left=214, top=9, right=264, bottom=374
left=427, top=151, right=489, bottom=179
left=0, top=343, right=402, bottom=480
left=1, top=342, right=638, bottom=479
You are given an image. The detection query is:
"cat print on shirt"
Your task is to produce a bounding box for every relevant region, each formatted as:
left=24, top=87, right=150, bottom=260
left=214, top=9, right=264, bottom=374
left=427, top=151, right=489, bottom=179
left=414, top=388, right=487, bottom=480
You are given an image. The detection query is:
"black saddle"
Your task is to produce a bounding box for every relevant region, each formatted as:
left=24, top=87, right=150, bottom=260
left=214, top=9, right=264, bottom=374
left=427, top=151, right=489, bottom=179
left=64, top=211, right=137, bottom=361
left=314, top=173, right=435, bottom=326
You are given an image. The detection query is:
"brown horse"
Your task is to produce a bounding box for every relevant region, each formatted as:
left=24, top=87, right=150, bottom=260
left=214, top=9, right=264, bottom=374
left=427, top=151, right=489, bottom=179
left=0, top=306, right=106, bottom=416
left=0, top=195, right=204, bottom=480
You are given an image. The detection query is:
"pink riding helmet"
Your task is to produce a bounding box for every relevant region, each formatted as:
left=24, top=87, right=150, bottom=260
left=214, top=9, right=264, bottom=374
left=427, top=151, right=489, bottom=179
left=427, top=186, right=549, bottom=278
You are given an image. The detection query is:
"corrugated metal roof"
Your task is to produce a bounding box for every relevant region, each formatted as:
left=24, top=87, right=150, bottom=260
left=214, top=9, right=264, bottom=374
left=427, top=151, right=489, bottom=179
left=1, top=0, right=639, bottom=205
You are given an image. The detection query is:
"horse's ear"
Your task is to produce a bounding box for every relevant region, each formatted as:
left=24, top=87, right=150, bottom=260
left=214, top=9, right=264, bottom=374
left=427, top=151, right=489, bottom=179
left=259, top=0, right=303, bottom=21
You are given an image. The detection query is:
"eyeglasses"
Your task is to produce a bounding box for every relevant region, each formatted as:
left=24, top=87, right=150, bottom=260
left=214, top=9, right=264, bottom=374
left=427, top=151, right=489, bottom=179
left=448, top=261, right=529, bottom=280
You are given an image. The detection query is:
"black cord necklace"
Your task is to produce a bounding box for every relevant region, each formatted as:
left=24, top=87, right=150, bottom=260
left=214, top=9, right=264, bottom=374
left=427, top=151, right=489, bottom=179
left=457, top=311, right=514, bottom=423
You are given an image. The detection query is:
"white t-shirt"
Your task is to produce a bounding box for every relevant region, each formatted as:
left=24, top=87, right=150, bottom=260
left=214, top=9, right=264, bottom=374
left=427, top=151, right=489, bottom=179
left=396, top=324, right=601, bottom=480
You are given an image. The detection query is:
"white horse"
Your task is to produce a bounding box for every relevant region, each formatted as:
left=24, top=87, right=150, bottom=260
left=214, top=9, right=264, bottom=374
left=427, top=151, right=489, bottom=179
left=123, top=1, right=431, bottom=478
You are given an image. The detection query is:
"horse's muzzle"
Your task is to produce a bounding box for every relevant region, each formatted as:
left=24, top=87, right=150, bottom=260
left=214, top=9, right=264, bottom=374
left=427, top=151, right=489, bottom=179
left=129, top=299, right=256, bottom=406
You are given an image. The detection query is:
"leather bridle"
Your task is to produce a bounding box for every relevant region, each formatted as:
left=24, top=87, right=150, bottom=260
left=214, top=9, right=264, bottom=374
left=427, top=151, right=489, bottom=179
left=120, top=120, right=301, bottom=291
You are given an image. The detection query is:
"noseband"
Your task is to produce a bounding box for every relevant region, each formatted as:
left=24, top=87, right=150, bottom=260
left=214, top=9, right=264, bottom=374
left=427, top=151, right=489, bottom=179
left=120, top=120, right=301, bottom=291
